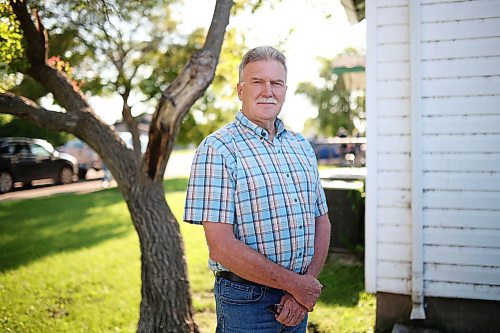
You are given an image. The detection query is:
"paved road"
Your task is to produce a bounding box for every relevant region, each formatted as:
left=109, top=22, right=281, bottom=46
left=0, top=168, right=109, bottom=202
left=0, top=179, right=108, bottom=202
left=0, top=151, right=194, bottom=203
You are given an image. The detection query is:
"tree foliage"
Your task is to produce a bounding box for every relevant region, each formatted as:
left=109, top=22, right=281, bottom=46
left=0, top=0, right=25, bottom=90
left=0, top=114, right=72, bottom=145
left=296, top=48, right=366, bottom=137
left=1, top=0, right=245, bottom=148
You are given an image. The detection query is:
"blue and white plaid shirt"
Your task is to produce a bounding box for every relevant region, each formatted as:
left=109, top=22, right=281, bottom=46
left=183, top=111, right=328, bottom=274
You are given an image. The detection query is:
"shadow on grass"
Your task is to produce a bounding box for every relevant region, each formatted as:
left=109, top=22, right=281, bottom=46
left=0, top=177, right=190, bottom=273
left=317, top=258, right=365, bottom=307
left=0, top=188, right=129, bottom=273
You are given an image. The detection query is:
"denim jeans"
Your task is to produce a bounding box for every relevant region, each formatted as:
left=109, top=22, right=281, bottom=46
left=214, top=275, right=308, bottom=332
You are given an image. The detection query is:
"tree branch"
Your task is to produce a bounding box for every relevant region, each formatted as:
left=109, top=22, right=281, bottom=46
left=0, top=92, right=79, bottom=132
left=9, top=0, right=46, bottom=66
left=143, top=0, right=234, bottom=180
left=203, top=0, right=233, bottom=57
left=9, top=0, right=89, bottom=113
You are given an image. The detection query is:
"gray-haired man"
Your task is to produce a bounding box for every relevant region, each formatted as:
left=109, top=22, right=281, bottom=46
left=184, top=46, right=331, bottom=332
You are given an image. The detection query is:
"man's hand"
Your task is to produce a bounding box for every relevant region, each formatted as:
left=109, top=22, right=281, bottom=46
left=275, top=293, right=308, bottom=327
left=288, top=274, right=322, bottom=311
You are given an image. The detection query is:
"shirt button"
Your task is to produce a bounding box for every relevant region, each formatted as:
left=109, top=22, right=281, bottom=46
left=299, top=252, right=303, bottom=256
left=286, top=174, right=290, bottom=178
left=299, top=226, right=303, bottom=229
left=294, top=198, right=298, bottom=203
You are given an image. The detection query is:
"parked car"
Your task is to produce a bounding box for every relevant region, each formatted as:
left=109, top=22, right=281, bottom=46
left=0, top=137, right=78, bottom=193
left=309, top=137, right=367, bottom=167
left=57, top=138, right=102, bottom=179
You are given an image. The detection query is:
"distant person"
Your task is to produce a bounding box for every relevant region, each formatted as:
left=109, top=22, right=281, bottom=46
left=101, top=164, right=113, bottom=188
left=184, top=46, right=331, bottom=332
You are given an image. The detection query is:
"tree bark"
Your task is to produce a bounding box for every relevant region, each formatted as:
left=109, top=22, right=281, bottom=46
left=128, top=181, right=197, bottom=333
left=2, top=0, right=234, bottom=332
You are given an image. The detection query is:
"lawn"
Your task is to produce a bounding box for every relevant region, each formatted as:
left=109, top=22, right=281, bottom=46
left=0, top=178, right=374, bottom=332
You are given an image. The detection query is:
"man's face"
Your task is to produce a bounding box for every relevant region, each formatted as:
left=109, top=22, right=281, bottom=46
left=237, top=60, right=287, bottom=126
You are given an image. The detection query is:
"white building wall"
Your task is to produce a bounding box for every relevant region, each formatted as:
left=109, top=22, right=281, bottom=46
left=366, top=0, right=413, bottom=294
left=366, top=0, right=500, bottom=301
left=419, top=0, right=500, bottom=301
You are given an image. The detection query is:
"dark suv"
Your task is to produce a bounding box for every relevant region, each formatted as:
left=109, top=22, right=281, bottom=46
left=0, top=137, right=78, bottom=193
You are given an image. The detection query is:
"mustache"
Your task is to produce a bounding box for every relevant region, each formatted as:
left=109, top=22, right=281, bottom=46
left=257, top=97, right=278, bottom=104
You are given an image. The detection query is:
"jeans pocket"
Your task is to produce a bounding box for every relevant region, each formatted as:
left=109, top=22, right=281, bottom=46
left=218, top=278, right=264, bottom=305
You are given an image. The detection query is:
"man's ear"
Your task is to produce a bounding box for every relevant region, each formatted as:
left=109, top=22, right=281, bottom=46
left=237, top=82, right=243, bottom=101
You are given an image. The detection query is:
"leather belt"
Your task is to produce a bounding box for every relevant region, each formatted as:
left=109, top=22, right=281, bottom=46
left=216, top=271, right=263, bottom=287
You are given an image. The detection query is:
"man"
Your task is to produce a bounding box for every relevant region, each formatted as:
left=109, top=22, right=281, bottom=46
left=184, top=46, right=331, bottom=332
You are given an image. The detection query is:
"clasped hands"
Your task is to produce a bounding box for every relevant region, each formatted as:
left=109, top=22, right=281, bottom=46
left=274, top=274, right=323, bottom=327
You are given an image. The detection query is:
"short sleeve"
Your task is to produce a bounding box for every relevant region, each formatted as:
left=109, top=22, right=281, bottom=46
left=315, top=176, right=328, bottom=217
left=183, top=144, right=236, bottom=225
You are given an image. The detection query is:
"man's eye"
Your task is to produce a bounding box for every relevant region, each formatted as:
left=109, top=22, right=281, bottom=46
left=272, top=82, right=284, bottom=88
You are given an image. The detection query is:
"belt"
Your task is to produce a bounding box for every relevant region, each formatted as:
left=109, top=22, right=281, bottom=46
left=216, top=271, right=263, bottom=287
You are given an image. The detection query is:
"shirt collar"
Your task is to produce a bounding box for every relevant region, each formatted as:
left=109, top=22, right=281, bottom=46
left=235, top=111, right=287, bottom=139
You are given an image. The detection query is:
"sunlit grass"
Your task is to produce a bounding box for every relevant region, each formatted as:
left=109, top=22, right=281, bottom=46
left=0, top=178, right=374, bottom=333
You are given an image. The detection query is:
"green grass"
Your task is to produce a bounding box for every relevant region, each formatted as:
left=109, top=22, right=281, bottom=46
left=0, top=178, right=374, bottom=333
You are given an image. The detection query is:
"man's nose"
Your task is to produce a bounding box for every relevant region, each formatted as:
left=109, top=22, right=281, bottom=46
left=261, top=81, right=273, bottom=96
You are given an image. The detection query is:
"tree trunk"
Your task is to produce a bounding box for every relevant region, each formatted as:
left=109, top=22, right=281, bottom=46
left=127, top=180, right=199, bottom=333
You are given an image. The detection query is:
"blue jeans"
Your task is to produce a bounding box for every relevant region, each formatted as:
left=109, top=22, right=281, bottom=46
left=214, top=275, right=308, bottom=332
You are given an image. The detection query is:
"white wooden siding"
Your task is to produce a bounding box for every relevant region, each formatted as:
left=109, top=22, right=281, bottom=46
left=368, top=0, right=500, bottom=301
left=420, top=0, right=500, bottom=301
left=423, top=134, right=500, bottom=153
left=424, top=209, right=500, bottom=229
left=422, top=76, right=500, bottom=97
left=377, top=44, right=409, bottom=62
left=423, top=172, right=500, bottom=192
left=422, top=57, right=500, bottom=79
left=378, top=207, right=411, bottom=226
left=424, top=281, right=500, bottom=301
left=378, top=153, right=411, bottom=171
left=422, top=37, right=500, bottom=60
left=421, top=18, right=500, bottom=41
left=423, top=115, right=500, bottom=135
left=378, top=171, right=411, bottom=189
left=420, top=1, right=500, bottom=22
left=424, top=227, right=500, bottom=248
left=371, top=0, right=413, bottom=295
left=378, top=277, right=410, bottom=294
left=421, top=96, right=500, bottom=116
left=425, top=245, right=500, bottom=267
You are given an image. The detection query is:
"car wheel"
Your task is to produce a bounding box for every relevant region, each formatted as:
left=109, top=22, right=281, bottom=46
left=0, top=171, right=14, bottom=193
left=59, top=166, right=74, bottom=185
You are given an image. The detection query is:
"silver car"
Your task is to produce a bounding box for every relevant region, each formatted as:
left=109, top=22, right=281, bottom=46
left=57, top=139, right=102, bottom=179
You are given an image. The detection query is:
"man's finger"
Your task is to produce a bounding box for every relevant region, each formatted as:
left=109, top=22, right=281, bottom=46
left=276, top=305, right=290, bottom=324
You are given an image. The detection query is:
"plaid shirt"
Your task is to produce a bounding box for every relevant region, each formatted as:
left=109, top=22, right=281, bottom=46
left=183, top=112, right=328, bottom=274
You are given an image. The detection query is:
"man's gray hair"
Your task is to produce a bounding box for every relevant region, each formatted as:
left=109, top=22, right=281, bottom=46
left=238, top=46, right=287, bottom=82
